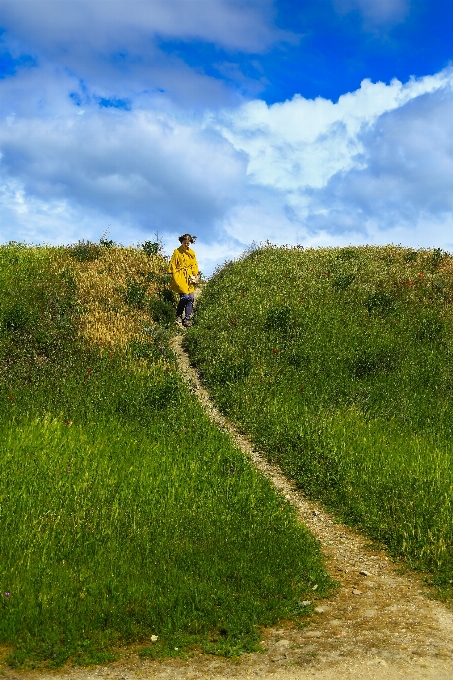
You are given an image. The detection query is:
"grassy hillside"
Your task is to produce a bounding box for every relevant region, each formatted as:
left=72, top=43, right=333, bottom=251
left=0, top=241, right=334, bottom=668
left=186, top=244, right=453, bottom=593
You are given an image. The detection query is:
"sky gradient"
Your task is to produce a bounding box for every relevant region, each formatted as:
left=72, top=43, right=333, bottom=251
left=1, top=0, right=452, bottom=273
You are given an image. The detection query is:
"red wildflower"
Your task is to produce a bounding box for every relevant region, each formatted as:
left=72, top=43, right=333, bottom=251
left=9, top=396, right=14, bottom=401
left=273, top=348, right=278, bottom=354
left=87, top=369, right=91, bottom=373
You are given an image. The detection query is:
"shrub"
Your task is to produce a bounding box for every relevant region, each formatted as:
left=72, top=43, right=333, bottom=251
left=264, top=306, right=292, bottom=334
left=124, top=277, right=148, bottom=309
left=1, top=303, right=31, bottom=332
left=365, top=290, right=396, bottom=315
left=149, top=299, right=175, bottom=326
left=67, top=240, right=103, bottom=262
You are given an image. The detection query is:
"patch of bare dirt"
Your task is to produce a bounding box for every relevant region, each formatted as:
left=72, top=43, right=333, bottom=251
left=5, top=285, right=453, bottom=679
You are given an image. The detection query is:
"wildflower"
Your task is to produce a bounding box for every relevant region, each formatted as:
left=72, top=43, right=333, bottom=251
left=418, top=272, right=423, bottom=276
left=231, top=467, right=235, bottom=473
left=301, top=388, right=305, bottom=392
left=4, top=592, right=10, bottom=597
left=273, top=348, right=278, bottom=354
left=87, top=369, right=91, bottom=374
left=150, top=635, right=158, bottom=643
left=66, top=420, right=72, bottom=426
left=408, top=281, right=413, bottom=285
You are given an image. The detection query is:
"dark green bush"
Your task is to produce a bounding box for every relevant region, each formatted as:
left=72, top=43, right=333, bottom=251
left=365, top=290, right=396, bottom=315
left=416, top=314, right=444, bottom=342
left=67, top=240, right=103, bottom=262
left=331, top=273, right=355, bottom=291
left=142, top=240, right=162, bottom=256
left=1, top=303, right=31, bottom=332
left=264, top=306, right=292, bottom=334
left=124, top=277, right=148, bottom=309
left=349, top=348, right=399, bottom=379
left=149, top=299, right=174, bottom=326
left=160, top=288, right=177, bottom=305
left=404, top=249, right=418, bottom=263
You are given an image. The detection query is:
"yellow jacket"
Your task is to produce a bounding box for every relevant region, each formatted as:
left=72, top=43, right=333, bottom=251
left=168, top=246, right=199, bottom=295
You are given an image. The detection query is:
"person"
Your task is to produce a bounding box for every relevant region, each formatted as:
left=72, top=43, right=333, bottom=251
left=168, top=234, right=199, bottom=328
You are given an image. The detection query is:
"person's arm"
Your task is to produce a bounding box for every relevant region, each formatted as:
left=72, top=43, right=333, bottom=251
left=168, top=250, right=189, bottom=294
left=167, top=250, right=180, bottom=274
left=191, top=252, right=199, bottom=278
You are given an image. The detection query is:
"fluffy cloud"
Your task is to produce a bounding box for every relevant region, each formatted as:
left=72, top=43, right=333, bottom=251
left=0, top=0, right=285, bottom=54
left=214, top=68, right=453, bottom=252
left=0, top=101, right=247, bottom=242
left=213, top=70, right=452, bottom=192
left=0, top=0, right=294, bottom=108
left=2, top=53, right=453, bottom=273
left=334, top=0, right=410, bottom=26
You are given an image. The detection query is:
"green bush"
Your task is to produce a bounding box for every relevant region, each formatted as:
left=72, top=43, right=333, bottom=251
left=149, top=298, right=175, bottom=325
left=66, top=240, right=103, bottom=262
left=1, top=303, right=31, bottom=332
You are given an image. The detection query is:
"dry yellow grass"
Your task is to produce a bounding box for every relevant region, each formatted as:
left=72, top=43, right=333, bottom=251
left=52, top=246, right=168, bottom=352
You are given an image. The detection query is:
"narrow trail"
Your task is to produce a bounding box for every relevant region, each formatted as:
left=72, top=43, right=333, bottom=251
left=9, top=287, right=453, bottom=680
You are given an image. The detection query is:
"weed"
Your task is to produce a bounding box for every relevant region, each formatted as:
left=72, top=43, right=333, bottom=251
left=67, top=240, right=103, bottom=262
left=0, top=242, right=333, bottom=667
left=187, top=243, right=453, bottom=591
left=149, top=298, right=175, bottom=326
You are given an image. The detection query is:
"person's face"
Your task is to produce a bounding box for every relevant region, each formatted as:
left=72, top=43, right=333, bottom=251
left=182, top=238, right=191, bottom=250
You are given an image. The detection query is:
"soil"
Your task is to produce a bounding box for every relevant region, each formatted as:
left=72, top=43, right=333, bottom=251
left=4, top=286, right=453, bottom=680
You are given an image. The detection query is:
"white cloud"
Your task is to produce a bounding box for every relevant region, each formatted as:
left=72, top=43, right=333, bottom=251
left=2, top=59, right=453, bottom=275
left=0, top=89, right=247, bottom=237
left=334, top=0, right=410, bottom=26
left=207, top=68, right=453, bottom=253
left=212, top=70, right=453, bottom=193
left=0, top=0, right=286, bottom=54
left=0, top=0, right=296, bottom=108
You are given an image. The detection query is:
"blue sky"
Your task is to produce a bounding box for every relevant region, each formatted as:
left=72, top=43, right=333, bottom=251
left=0, top=0, right=452, bottom=273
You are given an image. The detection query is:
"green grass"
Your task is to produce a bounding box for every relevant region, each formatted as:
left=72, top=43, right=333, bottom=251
left=186, top=244, right=453, bottom=591
left=0, top=242, right=334, bottom=668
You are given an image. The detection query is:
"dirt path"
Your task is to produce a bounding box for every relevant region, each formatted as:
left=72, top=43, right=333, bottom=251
left=6, top=287, right=453, bottom=680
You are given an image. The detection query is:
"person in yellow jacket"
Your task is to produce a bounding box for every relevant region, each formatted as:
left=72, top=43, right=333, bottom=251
left=168, top=233, right=199, bottom=327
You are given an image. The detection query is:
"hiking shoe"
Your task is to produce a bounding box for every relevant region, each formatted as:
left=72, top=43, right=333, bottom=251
left=182, top=320, right=191, bottom=328
left=175, top=316, right=183, bottom=326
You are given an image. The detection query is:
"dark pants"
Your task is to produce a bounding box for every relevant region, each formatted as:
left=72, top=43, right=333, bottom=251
left=176, top=292, right=194, bottom=321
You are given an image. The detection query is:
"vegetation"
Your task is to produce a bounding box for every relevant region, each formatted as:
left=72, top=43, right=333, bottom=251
left=0, top=240, right=333, bottom=669
left=186, top=244, right=453, bottom=592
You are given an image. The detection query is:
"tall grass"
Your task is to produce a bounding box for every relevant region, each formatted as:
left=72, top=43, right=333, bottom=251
left=0, top=242, right=333, bottom=668
left=186, top=244, right=453, bottom=590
